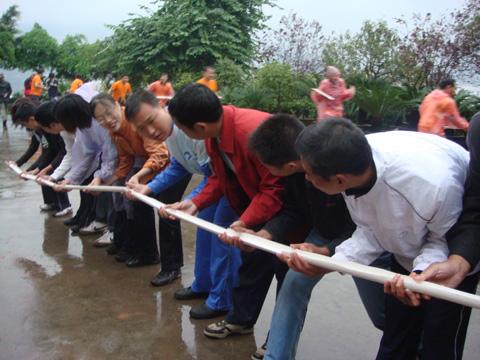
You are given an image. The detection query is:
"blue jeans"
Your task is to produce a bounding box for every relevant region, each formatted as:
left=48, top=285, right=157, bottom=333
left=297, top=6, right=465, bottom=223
left=191, top=197, right=242, bottom=311
left=265, top=229, right=390, bottom=360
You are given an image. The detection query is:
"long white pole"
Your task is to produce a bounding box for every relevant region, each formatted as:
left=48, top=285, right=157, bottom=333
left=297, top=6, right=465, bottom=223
left=7, top=163, right=480, bottom=309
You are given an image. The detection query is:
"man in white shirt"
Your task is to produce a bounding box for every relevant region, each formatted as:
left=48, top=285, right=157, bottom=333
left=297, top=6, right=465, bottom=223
left=288, top=118, right=476, bottom=360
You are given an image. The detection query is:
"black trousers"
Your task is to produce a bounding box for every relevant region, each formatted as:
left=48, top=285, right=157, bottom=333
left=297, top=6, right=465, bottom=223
left=131, top=200, right=158, bottom=260
left=226, top=249, right=289, bottom=327
left=154, top=175, right=192, bottom=271
left=41, top=185, right=71, bottom=210
left=376, top=257, right=479, bottom=360
left=70, top=175, right=96, bottom=228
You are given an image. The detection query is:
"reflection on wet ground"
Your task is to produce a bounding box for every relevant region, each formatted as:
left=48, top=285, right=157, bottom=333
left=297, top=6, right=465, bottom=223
left=1, top=127, right=479, bottom=359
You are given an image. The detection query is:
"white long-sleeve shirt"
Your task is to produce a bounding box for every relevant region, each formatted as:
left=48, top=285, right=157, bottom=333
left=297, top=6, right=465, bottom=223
left=333, top=131, right=469, bottom=272
left=50, top=131, right=74, bottom=181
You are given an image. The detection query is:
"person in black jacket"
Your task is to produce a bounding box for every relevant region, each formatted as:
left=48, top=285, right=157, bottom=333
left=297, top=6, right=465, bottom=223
left=9, top=98, right=71, bottom=213
left=0, top=73, right=12, bottom=128
left=234, top=115, right=388, bottom=360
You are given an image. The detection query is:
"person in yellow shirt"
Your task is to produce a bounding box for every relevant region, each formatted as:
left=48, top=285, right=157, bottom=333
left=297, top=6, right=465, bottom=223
left=109, top=75, right=132, bottom=104
left=196, top=66, right=218, bottom=93
left=70, top=75, right=84, bottom=93
left=30, top=68, right=44, bottom=100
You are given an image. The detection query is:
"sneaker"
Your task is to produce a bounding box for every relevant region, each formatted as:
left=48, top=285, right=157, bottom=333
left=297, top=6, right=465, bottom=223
left=251, top=342, right=267, bottom=360
left=79, top=221, right=107, bottom=235
left=53, top=207, right=73, bottom=217
left=94, top=231, right=113, bottom=247
left=204, top=320, right=253, bottom=339
left=40, top=203, right=55, bottom=211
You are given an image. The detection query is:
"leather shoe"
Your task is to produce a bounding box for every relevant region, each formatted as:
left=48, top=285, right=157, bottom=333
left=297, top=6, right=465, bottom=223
left=150, top=269, right=181, bottom=287
left=106, top=244, right=118, bottom=255
left=174, top=286, right=209, bottom=300
left=126, top=256, right=160, bottom=268
left=190, top=303, right=228, bottom=319
left=115, top=251, right=133, bottom=263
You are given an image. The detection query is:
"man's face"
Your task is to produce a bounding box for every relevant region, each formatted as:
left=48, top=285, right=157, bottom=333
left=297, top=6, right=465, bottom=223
left=122, top=76, right=129, bottom=83
left=445, top=85, right=456, bottom=97
left=94, top=102, right=123, bottom=132
left=204, top=68, right=215, bottom=80
left=21, top=117, right=39, bottom=130
left=0, top=75, right=4, bottom=81
left=160, top=75, right=168, bottom=83
left=302, top=158, right=343, bottom=195
left=129, top=102, right=172, bottom=142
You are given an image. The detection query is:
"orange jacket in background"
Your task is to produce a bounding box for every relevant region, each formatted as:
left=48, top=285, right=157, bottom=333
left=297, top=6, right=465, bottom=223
left=418, top=89, right=469, bottom=137
left=148, top=81, right=174, bottom=105
left=196, top=77, right=218, bottom=93
left=70, top=78, right=84, bottom=93
left=30, top=74, right=43, bottom=96
left=110, top=114, right=169, bottom=181
left=110, top=80, right=132, bottom=102
left=310, top=78, right=354, bottom=121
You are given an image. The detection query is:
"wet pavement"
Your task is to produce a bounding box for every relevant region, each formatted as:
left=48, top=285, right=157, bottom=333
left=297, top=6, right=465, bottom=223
left=1, top=126, right=480, bottom=360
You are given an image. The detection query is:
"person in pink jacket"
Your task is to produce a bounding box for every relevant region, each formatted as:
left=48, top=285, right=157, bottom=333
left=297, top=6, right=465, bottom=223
left=310, top=66, right=356, bottom=121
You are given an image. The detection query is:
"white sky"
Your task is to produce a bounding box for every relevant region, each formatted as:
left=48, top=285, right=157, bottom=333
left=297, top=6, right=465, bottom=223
left=1, top=0, right=462, bottom=42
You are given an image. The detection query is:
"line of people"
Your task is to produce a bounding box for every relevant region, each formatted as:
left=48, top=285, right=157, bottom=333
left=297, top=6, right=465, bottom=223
left=8, top=75, right=479, bottom=360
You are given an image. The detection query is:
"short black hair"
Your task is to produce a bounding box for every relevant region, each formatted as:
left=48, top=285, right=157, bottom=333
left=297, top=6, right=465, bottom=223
left=11, top=97, right=38, bottom=124
left=125, top=90, right=159, bottom=121
left=248, top=114, right=305, bottom=167
left=54, top=94, right=92, bottom=132
left=35, top=101, right=58, bottom=127
left=439, top=78, right=455, bottom=89
left=168, top=83, right=222, bottom=129
left=90, top=93, right=116, bottom=115
left=295, top=118, right=373, bottom=179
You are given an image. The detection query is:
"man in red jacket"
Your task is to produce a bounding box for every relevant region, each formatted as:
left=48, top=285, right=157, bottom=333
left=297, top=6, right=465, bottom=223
left=167, top=83, right=286, bottom=338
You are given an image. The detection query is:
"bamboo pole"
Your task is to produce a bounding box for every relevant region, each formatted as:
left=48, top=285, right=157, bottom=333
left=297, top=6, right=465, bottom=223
left=6, top=162, right=480, bottom=309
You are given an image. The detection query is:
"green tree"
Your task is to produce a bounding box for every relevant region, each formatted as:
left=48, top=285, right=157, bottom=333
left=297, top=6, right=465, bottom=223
left=322, top=21, right=401, bottom=81
left=0, top=5, right=20, bottom=68
left=255, top=62, right=296, bottom=112
left=15, top=23, right=58, bottom=71
left=55, top=34, right=102, bottom=79
left=106, top=0, right=273, bottom=84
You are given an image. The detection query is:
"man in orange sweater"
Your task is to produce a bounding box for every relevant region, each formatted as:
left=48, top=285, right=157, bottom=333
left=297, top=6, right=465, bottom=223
left=418, top=78, right=469, bottom=137
left=109, top=75, right=132, bottom=104
left=196, top=66, right=218, bottom=93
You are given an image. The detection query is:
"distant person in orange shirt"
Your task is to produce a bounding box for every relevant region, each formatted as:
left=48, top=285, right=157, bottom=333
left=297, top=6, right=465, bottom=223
left=418, top=78, right=469, bottom=137
left=147, top=73, right=175, bottom=106
left=70, top=75, right=84, bottom=93
left=109, top=75, right=132, bottom=105
left=310, top=66, right=355, bottom=121
left=196, top=66, right=218, bottom=93
left=30, top=68, right=44, bottom=100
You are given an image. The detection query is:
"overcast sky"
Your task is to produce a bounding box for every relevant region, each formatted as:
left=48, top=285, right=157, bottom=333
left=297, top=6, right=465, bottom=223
left=2, top=0, right=461, bottom=42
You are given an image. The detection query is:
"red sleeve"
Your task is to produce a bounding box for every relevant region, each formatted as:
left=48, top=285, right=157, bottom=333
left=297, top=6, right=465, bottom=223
left=339, top=79, right=354, bottom=101
left=191, top=172, right=223, bottom=210
left=239, top=155, right=284, bottom=227
left=443, top=98, right=469, bottom=130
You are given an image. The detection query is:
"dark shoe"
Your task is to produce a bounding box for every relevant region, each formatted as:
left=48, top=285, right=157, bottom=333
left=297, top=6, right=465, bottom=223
left=63, top=217, right=78, bottom=227
left=106, top=244, right=118, bottom=255
left=126, top=256, right=160, bottom=268
left=150, top=269, right=181, bottom=287
left=190, top=303, right=228, bottom=320
left=175, top=286, right=209, bottom=300
left=115, top=251, right=132, bottom=263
